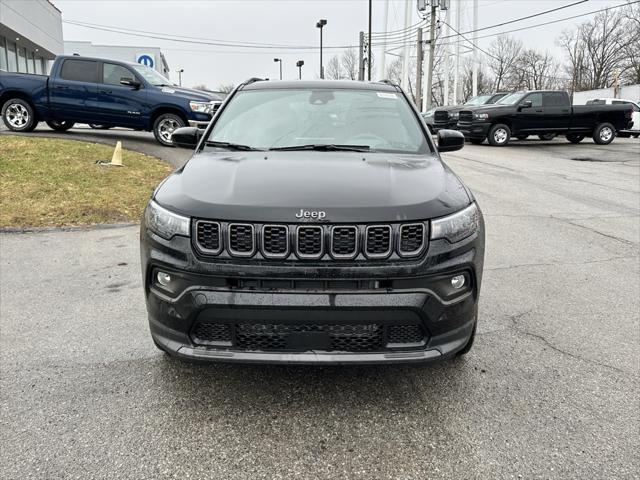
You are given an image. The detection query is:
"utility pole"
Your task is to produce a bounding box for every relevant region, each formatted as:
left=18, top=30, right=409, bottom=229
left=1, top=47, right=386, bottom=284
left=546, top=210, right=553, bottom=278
left=358, top=31, right=365, bottom=81
left=368, top=0, right=372, bottom=80
left=425, top=1, right=437, bottom=109
left=453, top=0, right=461, bottom=104
left=401, top=0, right=411, bottom=91
left=380, top=0, right=389, bottom=80
left=273, top=58, right=282, bottom=80
left=472, top=0, right=478, bottom=97
left=416, top=28, right=423, bottom=109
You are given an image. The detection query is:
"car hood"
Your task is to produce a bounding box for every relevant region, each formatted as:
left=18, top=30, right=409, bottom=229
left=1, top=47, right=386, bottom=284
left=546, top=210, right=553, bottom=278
left=153, top=85, right=222, bottom=102
left=154, top=151, right=471, bottom=223
left=461, top=104, right=510, bottom=113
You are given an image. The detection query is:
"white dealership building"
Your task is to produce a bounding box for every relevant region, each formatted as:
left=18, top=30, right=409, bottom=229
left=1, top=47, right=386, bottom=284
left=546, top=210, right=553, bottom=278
left=0, top=0, right=63, bottom=74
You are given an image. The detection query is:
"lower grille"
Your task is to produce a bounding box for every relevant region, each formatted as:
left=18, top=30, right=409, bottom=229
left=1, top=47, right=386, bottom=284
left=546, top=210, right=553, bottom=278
left=192, top=322, right=426, bottom=352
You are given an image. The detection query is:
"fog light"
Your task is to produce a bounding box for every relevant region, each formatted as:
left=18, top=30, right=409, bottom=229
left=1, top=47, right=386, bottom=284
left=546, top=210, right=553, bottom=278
left=157, top=271, right=171, bottom=286
left=451, top=275, right=465, bottom=289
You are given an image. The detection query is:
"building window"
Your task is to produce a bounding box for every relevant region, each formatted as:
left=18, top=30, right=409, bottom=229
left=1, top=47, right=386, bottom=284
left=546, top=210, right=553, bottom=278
left=18, top=46, right=27, bottom=72
left=0, top=36, right=7, bottom=71
left=7, top=40, right=17, bottom=72
left=27, top=51, right=35, bottom=73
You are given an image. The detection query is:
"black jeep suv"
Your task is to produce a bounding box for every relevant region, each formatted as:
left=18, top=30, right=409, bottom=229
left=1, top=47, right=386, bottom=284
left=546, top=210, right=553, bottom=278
left=140, top=79, right=485, bottom=364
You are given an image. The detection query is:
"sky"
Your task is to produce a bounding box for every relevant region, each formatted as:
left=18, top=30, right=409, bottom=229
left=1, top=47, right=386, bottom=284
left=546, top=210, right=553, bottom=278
left=55, top=0, right=631, bottom=88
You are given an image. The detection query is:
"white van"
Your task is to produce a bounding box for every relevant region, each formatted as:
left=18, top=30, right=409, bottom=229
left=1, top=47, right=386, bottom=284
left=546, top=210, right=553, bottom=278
left=586, top=98, right=640, bottom=137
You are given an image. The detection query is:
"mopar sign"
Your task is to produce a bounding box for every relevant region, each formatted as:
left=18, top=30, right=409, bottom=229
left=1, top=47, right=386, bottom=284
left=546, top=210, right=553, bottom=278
left=136, top=54, right=155, bottom=68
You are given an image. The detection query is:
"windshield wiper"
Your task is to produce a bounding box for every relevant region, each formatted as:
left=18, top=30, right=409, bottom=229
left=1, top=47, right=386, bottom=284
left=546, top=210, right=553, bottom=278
left=205, top=141, right=261, bottom=151
left=269, top=144, right=371, bottom=152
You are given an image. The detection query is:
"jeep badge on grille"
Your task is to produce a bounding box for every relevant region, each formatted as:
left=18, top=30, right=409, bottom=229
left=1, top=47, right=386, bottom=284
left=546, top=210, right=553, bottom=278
left=295, top=209, right=326, bottom=220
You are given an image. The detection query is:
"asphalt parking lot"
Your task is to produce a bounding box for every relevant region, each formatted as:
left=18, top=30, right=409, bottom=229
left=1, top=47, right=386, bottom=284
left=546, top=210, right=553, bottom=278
left=1, top=137, right=638, bottom=479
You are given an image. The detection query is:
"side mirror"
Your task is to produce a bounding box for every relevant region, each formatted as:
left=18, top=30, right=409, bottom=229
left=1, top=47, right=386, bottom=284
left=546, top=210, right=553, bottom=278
left=519, top=100, right=533, bottom=109
left=171, top=127, right=202, bottom=149
left=120, top=77, right=141, bottom=89
left=437, top=129, right=465, bottom=153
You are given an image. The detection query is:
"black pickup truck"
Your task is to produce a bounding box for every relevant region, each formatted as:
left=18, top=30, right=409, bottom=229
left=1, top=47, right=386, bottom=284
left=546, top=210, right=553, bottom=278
left=424, top=92, right=509, bottom=132
left=456, top=90, right=634, bottom=146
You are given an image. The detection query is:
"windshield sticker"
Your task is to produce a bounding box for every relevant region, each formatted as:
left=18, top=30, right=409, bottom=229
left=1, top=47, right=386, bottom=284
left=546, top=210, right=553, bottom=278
left=162, top=87, right=176, bottom=94
left=377, top=92, right=397, bottom=99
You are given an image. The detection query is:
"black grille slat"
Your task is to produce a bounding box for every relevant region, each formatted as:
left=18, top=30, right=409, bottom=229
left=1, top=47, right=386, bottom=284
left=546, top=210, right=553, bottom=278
left=399, top=223, right=425, bottom=256
left=296, top=226, right=324, bottom=258
left=331, top=226, right=358, bottom=258
left=365, top=226, right=392, bottom=258
left=228, top=223, right=255, bottom=256
left=196, top=221, right=221, bottom=253
left=459, top=111, right=473, bottom=122
left=262, top=225, right=289, bottom=257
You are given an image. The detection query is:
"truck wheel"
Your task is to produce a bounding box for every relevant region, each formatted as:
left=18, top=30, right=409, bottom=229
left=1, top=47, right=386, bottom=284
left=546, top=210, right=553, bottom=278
left=2, top=98, right=38, bottom=132
left=538, top=133, right=556, bottom=141
left=46, top=120, right=75, bottom=132
left=516, top=135, right=529, bottom=140
left=593, top=122, right=616, bottom=145
left=566, top=134, right=585, bottom=144
left=153, top=113, right=185, bottom=147
left=470, top=138, right=484, bottom=145
left=487, top=124, right=511, bottom=146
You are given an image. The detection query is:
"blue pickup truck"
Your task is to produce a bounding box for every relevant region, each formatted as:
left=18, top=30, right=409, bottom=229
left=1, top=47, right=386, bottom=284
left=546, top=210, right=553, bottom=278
left=0, top=55, right=222, bottom=146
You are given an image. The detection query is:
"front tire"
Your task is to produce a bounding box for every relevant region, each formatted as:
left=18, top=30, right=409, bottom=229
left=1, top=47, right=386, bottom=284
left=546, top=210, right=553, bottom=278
left=46, top=120, right=75, bottom=132
left=566, top=133, right=585, bottom=144
left=153, top=113, right=186, bottom=147
left=593, top=122, right=616, bottom=145
left=487, top=123, right=511, bottom=146
left=2, top=98, right=38, bottom=132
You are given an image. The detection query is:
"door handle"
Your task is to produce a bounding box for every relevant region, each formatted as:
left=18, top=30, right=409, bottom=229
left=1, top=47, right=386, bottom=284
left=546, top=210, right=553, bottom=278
left=99, top=90, right=113, bottom=94
left=54, top=85, right=70, bottom=90
left=535, top=109, right=543, bottom=113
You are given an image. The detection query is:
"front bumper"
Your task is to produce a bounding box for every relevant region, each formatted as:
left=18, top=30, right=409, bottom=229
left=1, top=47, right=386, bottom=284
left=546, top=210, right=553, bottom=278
left=188, top=120, right=211, bottom=128
left=141, top=220, right=484, bottom=365
left=457, top=121, right=491, bottom=139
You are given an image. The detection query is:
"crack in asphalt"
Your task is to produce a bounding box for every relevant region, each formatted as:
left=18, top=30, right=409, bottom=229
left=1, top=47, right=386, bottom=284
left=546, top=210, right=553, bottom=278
left=479, top=310, right=635, bottom=379
left=564, top=219, right=638, bottom=246
left=486, top=255, right=639, bottom=272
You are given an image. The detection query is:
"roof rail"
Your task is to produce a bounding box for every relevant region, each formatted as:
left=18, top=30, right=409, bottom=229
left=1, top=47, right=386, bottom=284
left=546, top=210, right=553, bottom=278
left=377, top=79, right=401, bottom=90
left=238, top=77, right=265, bottom=88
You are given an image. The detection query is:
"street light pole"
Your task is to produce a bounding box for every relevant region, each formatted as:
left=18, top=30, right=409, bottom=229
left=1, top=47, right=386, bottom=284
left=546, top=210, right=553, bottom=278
left=178, top=68, right=184, bottom=86
left=273, top=58, right=282, bottom=80
left=296, top=60, right=304, bottom=79
left=368, top=0, right=372, bottom=81
left=316, top=19, right=327, bottom=79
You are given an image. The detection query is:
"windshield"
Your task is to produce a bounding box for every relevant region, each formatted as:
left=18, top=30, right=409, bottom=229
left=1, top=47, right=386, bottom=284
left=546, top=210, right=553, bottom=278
left=206, top=88, right=429, bottom=154
left=465, top=95, right=492, bottom=105
left=131, top=64, right=173, bottom=86
left=496, top=92, right=526, bottom=105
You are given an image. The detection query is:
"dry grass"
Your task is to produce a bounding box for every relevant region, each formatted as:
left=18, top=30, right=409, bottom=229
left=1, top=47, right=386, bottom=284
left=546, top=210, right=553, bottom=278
left=0, top=136, right=172, bottom=228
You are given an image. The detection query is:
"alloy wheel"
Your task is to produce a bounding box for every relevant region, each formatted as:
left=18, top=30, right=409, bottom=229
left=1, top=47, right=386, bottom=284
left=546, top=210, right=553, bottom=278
left=6, top=103, right=29, bottom=129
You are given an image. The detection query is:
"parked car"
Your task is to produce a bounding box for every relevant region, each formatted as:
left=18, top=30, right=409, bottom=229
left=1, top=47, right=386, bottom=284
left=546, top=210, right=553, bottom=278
left=0, top=55, right=222, bottom=146
left=585, top=98, right=639, bottom=138
left=425, top=92, right=510, bottom=132
left=456, top=90, right=634, bottom=146
left=140, top=79, right=485, bottom=364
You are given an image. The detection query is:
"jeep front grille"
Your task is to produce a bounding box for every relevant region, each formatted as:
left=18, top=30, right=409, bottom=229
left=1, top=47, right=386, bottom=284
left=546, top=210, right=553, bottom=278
left=331, top=226, right=358, bottom=259
left=296, top=226, right=324, bottom=259
left=365, top=225, right=392, bottom=258
left=262, top=225, right=289, bottom=258
left=193, top=221, right=427, bottom=261
left=228, top=223, right=255, bottom=256
left=195, top=220, right=222, bottom=254
left=398, top=223, right=426, bottom=256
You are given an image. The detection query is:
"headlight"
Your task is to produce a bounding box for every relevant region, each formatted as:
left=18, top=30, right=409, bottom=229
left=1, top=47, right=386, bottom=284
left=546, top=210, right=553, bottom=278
left=450, top=112, right=460, bottom=119
left=473, top=113, right=489, bottom=120
left=431, top=203, right=479, bottom=243
left=144, top=200, right=190, bottom=240
left=189, top=101, right=215, bottom=114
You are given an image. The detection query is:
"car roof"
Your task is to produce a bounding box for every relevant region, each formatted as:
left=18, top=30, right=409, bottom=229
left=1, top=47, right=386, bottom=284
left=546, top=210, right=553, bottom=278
left=241, top=79, right=400, bottom=92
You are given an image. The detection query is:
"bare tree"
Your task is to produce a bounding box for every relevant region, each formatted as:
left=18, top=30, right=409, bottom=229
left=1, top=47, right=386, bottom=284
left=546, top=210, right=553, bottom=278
left=515, top=49, right=561, bottom=90
left=192, top=84, right=209, bottom=91
left=385, top=56, right=403, bottom=86
left=217, top=84, right=235, bottom=94
left=487, top=35, right=523, bottom=91
left=341, top=48, right=359, bottom=80
left=461, top=59, right=492, bottom=102
left=325, top=55, right=343, bottom=80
